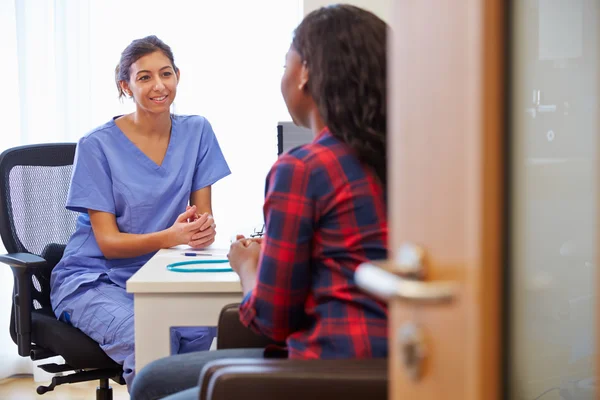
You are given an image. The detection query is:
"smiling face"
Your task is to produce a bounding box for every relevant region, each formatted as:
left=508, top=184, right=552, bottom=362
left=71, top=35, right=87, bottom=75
left=120, top=51, right=180, bottom=114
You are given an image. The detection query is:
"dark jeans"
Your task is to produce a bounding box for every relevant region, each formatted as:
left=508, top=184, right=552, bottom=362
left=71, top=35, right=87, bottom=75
left=130, top=348, right=264, bottom=400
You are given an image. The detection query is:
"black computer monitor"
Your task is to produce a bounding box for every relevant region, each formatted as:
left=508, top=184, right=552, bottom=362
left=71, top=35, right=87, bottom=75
left=277, top=122, right=313, bottom=156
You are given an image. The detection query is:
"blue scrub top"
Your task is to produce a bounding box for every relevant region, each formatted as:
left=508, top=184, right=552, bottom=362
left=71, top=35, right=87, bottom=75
left=50, top=115, right=231, bottom=311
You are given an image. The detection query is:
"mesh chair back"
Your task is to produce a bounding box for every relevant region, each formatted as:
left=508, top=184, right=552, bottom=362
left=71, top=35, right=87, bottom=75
left=0, top=144, right=78, bottom=342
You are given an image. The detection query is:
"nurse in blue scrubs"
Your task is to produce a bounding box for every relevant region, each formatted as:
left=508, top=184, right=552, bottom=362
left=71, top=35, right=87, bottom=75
left=49, top=35, right=231, bottom=390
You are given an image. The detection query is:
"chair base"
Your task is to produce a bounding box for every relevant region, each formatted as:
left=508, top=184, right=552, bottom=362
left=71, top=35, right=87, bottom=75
left=37, top=380, right=113, bottom=400
left=35, top=367, right=123, bottom=398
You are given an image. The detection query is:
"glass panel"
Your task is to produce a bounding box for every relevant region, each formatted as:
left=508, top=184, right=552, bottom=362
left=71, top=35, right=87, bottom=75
left=511, top=0, right=599, bottom=399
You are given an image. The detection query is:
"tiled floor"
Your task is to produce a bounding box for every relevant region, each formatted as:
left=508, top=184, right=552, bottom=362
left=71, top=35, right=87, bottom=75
left=0, top=375, right=129, bottom=400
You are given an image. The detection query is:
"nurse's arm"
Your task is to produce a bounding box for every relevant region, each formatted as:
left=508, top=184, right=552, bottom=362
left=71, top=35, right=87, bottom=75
left=190, top=186, right=213, bottom=215
left=88, top=209, right=198, bottom=259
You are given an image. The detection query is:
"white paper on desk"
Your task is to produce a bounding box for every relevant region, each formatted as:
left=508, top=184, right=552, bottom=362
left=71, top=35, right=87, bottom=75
left=162, top=246, right=229, bottom=259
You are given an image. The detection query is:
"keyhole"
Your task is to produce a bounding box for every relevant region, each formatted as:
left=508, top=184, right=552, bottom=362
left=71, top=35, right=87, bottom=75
left=404, top=342, right=417, bottom=367
left=398, top=322, right=426, bottom=381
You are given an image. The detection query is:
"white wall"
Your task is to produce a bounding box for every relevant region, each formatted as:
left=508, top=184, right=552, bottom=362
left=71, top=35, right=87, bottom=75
left=0, top=1, right=303, bottom=380
left=303, top=0, right=390, bottom=22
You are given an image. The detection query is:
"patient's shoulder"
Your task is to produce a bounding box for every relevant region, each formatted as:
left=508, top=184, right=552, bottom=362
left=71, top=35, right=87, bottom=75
left=281, top=132, right=344, bottom=170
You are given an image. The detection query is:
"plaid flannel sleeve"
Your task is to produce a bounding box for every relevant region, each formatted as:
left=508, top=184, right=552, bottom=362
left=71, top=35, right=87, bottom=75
left=239, top=156, right=313, bottom=341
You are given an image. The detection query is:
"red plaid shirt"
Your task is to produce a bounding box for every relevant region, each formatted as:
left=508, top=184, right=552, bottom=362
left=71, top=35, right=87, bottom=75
left=239, top=128, right=388, bottom=359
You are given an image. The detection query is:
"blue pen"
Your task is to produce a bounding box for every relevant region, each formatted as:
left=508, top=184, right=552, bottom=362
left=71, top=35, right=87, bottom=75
left=183, top=252, right=212, bottom=257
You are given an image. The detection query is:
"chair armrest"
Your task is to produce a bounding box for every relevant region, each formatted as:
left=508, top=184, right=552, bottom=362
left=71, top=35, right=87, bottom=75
left=200, top=358, right=387, bottom=400
left=217, top=303, right=283, bottom=350
left=0, top=252, right=49, bottom=356
left=0, top=252, right=47, bottom=268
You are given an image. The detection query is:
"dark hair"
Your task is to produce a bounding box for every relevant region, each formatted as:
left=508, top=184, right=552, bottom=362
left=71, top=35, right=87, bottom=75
left=115, top=35, right=178, bottom=100
left=292, top=5, right=388, bottom=186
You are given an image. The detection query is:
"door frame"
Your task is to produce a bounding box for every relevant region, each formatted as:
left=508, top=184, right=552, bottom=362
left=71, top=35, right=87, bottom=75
left=385, top=1, right=600, bottom=399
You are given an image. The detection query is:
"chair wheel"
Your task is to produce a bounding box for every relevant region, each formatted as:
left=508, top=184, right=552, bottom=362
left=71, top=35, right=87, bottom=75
left=37, top=385, right=51, bottom=395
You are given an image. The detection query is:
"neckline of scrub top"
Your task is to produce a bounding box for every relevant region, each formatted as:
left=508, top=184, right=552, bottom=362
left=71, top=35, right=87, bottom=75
left=111, top=115, right=176, bottom=172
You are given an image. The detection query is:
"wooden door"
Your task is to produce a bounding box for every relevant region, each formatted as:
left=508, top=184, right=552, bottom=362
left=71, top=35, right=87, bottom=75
left=360, top=0, right=600, bottom=399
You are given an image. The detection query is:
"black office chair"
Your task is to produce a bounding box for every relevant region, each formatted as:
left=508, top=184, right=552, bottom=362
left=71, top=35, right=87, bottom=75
left=0, top=144, right=124, bottom=399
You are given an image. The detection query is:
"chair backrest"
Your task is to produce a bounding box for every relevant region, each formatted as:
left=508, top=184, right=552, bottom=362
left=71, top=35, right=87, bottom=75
left=0, top=143, right=78, bottom=342
left=0, top=143, right=77, bottom=256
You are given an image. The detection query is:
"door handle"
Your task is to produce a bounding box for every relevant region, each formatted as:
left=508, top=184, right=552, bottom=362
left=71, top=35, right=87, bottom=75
left=355, top=243, right=458, bottom=304
left=526, top=89, right=557, bottom=118
left=355, top=262, right=458, bottom=304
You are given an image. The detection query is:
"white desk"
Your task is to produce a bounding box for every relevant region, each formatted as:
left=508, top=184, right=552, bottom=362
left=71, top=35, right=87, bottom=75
left=126, top=245, right=242, bottom=372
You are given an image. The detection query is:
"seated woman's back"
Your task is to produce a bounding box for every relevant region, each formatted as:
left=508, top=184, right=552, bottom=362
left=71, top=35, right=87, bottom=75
left=256, top=128, right=388, bottom=358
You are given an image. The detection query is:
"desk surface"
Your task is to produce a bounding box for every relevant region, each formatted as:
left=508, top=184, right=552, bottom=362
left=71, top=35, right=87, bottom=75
left=126, top=245, right=241, bottom=294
